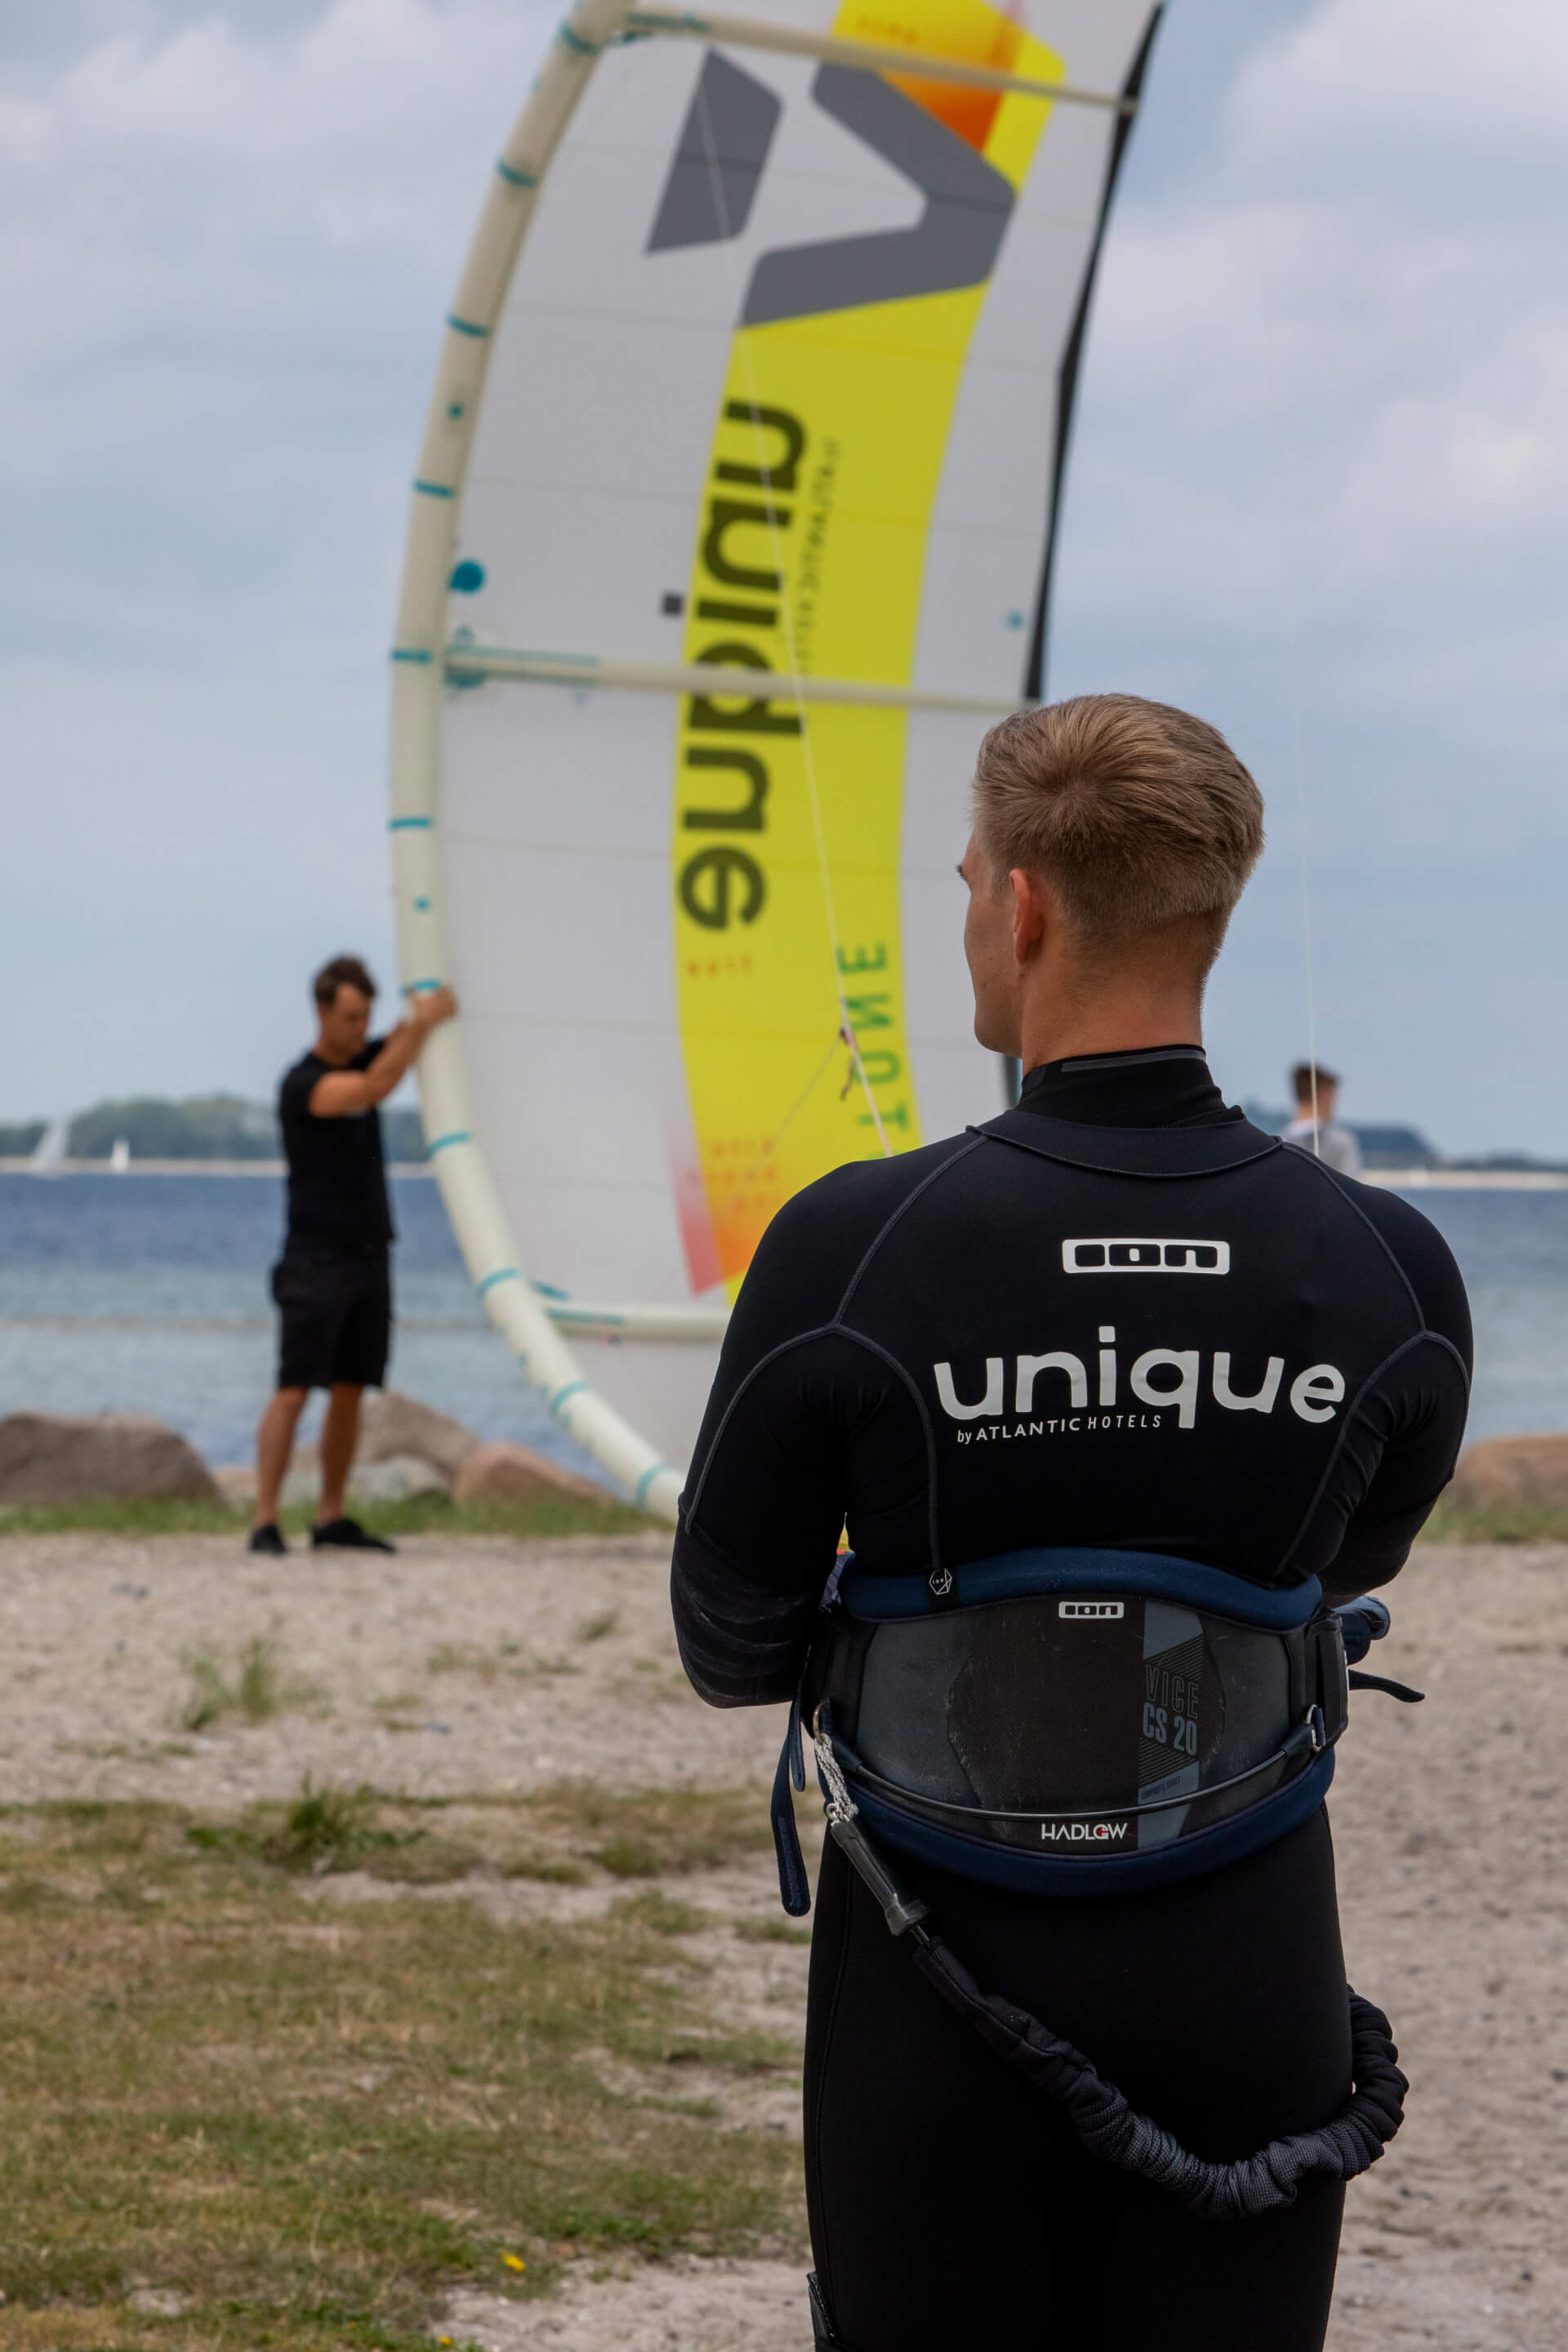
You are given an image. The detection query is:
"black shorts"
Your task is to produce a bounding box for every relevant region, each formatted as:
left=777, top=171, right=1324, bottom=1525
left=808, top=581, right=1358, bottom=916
left=271, top=1247, right=391, bottom=1393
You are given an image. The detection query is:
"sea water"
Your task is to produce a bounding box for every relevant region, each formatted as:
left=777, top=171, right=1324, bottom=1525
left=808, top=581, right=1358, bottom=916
left=0, top=1174, right=572, bottom=1472
left=0, top=1174, right=1561, bottom=1472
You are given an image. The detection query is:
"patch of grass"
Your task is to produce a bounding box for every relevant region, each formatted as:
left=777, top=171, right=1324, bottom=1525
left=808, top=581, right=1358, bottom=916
left=187, top=1779, right=468, bottom=1883
left=0, top=1494, right=245, bottom=1538
left=0, top=1494, right=655, bottom=1543
left=594, top=1836, right=663, bottom=1880
left=177, top=1781, right=792, bottom=1898
left=733, top=1916, right=814, bottom=1946
left=0, top=1796, right=804, bottom=2349
left=1421, top=1496, right=1568, bottom=1544
left=509, top=1785, right=776, bottom=1882
left=501, top=1855, right=589, bottom=1886
left=265, top=1777, right=407, bottom=1873
left=426, top=1641, right=577, bottom=1682
left=176, top=1636, right=322, bottom=1733
left=576, top=1606, right=622, bottom=1644
left=613, top=1891, right=714, bottom=1936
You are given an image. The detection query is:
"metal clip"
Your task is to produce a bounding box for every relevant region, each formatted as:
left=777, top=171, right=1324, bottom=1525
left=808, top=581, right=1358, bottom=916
left=813, top=1723, right=929, bottom=1939
left=813, top=1725, right=858, bottom=1824
left=1307, top=1702, right=1326, bottom=1754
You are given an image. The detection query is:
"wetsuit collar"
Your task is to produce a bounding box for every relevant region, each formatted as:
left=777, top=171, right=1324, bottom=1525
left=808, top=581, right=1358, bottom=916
left=1019, top=1044, right=1236, bottom=1129
left=987, top=1051, right=1276, bottom=1176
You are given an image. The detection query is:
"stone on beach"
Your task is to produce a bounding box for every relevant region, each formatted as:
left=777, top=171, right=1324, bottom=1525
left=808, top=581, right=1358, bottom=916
left=1448, top=1431, right=1568, bottom=1509
left=452, top=1440, right=606, bottom=1508
left=356, top=1388, right=481, bottom=1486
left=0, top=1412, right=220, bottom=1504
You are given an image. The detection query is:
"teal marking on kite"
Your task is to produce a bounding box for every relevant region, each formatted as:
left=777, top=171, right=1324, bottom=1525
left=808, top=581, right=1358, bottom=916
left=635, top=1459, right=673, bottom=1508
left=449, top=559, right=486, bottom=593
left=413, top=479, right=455, bottom=498
left=390, top=648, right=434, bottom=664
left=406, top=977, right=443, bottom=992
left=556, top=20, right=599, bottom=56
left=549, top=1379, right=590, bottom=1416
left=478, top=1267, right=521, bottom=1295
left=446, top=313, right=489, bottom=339
left=496, top=159, right=538, bottom=189
left=532, top=1279, right=570, bottom=1299
left=426, top=1129, right=471, bottom=1155
left=413, top=895, right=431, bottom=911
left=389, top=816, right=431, bottom=831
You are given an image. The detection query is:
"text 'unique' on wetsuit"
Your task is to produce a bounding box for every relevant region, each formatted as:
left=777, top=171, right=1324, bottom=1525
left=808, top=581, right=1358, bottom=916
left=670, top=1046, right=1471, bottom=2352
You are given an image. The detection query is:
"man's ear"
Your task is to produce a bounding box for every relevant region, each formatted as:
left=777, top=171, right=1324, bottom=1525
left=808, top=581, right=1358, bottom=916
left=1009, top=866, right=1051, bottom=965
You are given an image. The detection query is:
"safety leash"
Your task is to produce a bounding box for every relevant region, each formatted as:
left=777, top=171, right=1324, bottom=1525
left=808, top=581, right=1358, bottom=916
left=808, top=1719, right=1408, bottom=2223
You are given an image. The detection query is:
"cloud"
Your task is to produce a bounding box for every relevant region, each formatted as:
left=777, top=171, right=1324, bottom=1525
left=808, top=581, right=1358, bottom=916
left=0, top=1, right=555, bottom=664
left=0, top=0, right=1564, bottom=1155
left=1231, top=0, right=1568, bottom=168
left=1045, top=0, right=1568, bottom=1147
left=0, top=0, right=561, bottom=1112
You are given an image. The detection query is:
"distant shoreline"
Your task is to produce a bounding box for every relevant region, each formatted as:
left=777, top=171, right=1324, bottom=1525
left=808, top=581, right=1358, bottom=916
left=2, top=1160, right=1566, bottom=1191
left=0, top=1160, right=435, bottom=1178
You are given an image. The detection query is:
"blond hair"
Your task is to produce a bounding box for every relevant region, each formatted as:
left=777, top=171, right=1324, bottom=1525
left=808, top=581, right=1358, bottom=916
left=971, top=694, right=1264, bottom=952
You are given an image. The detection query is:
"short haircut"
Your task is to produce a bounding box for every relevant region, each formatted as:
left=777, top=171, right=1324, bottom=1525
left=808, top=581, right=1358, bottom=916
left=1293, top=1062, right=1339, bottom=1102
left=314, top=954, right=377, bottom=1009
left=970, top=694, right=1265, bottom=954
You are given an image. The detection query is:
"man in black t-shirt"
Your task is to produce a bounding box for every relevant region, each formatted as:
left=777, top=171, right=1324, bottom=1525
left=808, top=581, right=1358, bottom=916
left=249, top=955, right=455, bottom=1556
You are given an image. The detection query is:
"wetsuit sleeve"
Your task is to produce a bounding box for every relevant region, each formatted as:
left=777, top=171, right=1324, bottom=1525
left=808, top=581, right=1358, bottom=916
left=670, top=1178, right=885, bottom=1708
left=1317, top=1193, right=1473, bottom=1603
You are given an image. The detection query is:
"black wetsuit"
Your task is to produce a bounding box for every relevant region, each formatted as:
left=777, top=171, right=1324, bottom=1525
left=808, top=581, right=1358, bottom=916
left=670, top=1047, right=1471, bottom=2352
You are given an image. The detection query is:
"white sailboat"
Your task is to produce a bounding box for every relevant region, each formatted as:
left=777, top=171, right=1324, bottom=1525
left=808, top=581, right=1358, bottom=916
left=28, top=1116, right=70, bottom=1178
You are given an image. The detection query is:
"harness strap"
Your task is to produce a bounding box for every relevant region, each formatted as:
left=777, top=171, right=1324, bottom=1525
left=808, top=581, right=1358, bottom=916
left=832, top=1709, right=1325, bottom=1831
left=770, top=1686, right=812, bottom=1915
left=1349, top=1668, right=1424, bottom=1703
left=910, top=1937, right=1407, bottom=2223
left=814, top=1724, right=1408, bottom=2221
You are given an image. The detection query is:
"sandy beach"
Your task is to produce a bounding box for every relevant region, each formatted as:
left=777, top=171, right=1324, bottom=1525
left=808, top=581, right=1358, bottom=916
left=0, top=1529, right=1561, bottom=2349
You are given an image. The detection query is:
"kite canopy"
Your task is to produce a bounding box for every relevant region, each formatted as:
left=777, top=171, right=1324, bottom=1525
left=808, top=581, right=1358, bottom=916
left=390, top=0, right=1162, bottom=1519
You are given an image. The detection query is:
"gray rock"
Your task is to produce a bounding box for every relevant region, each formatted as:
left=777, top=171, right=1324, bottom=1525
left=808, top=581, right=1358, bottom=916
left=356, top=1390, right=480, bottom=1484
left=213, top=1450, right=322, bottom=1509
left=1447, top=1433, right=1568, bottom=1512
left=350, top=1452, right=449, bottom=1503
left=0, top=1413, right=220, bottom=1505
left=452, top=1441, right=606, bottom=1508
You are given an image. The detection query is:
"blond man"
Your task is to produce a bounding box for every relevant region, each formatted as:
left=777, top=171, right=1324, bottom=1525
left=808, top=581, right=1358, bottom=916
left=672, top=696, right=1469, bottom=2352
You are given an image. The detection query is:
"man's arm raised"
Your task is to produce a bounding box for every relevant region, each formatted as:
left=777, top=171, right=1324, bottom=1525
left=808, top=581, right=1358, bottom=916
left=308, top=987, right=457, bottom=1116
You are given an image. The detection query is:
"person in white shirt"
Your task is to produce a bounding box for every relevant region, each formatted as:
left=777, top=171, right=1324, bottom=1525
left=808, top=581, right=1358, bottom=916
left=1282, top=1062, right=1363, bottom=1176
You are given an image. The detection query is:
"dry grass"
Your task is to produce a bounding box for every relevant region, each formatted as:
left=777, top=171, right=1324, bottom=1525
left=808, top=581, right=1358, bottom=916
left=1419, top=1495, right=1568, bottom=1544
left=175, top=1638, right=325, bottom=1735
left=0, top=1790, right=808, bottom=2350
left=0, top=1493, right=651, bottom=1544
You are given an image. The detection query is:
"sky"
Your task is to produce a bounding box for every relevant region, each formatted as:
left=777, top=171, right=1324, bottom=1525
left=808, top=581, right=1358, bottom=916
left=1, top=0, right=1564, bottom=1155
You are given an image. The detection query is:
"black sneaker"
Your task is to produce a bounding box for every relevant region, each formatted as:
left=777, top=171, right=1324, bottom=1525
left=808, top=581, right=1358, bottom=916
left=310, top=1516, right=396, bottom=1553
left=248, top=1522, right=288, bottom=1556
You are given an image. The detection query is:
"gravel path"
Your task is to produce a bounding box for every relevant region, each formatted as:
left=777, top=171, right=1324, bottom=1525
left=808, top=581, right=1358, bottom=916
left=0, top=1531, right=1561, bottom=2348
left=0, top=1531, right=774, bottom=1805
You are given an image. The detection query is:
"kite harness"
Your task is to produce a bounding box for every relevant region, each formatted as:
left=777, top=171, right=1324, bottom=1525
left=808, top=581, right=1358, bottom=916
left=770, top=1550, right=1417, bottom=2239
